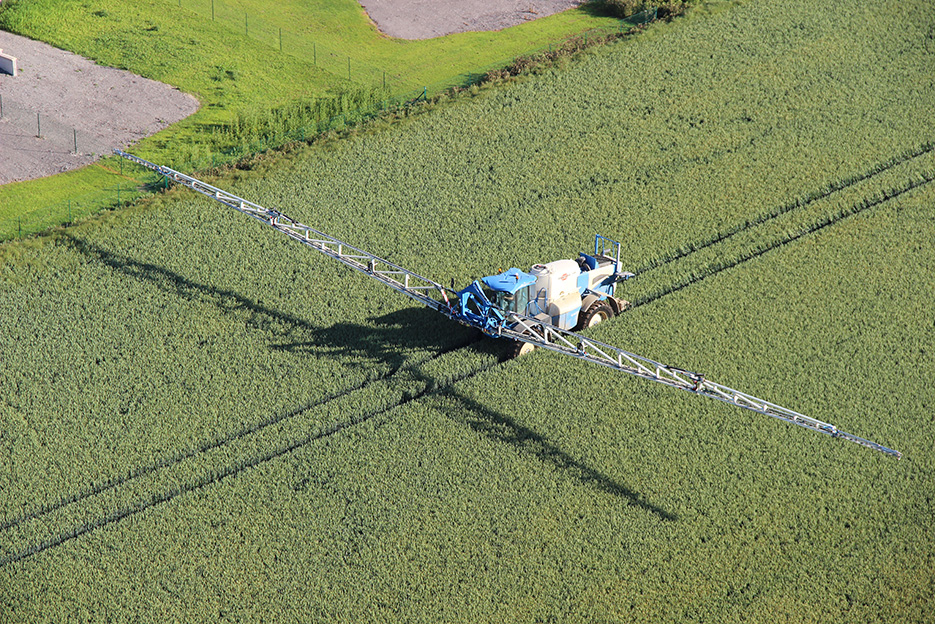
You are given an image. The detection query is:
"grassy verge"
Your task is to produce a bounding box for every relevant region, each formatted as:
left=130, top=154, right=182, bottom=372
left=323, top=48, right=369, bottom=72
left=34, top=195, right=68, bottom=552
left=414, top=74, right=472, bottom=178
left=0, top=162, right=163, bottom=240
left=0, top=0, right=627, bottom=239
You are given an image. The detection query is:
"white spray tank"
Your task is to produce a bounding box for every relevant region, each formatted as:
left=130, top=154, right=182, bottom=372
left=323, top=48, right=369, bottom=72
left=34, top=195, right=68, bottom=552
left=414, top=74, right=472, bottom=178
left=529, top=259, right=583, bottom=330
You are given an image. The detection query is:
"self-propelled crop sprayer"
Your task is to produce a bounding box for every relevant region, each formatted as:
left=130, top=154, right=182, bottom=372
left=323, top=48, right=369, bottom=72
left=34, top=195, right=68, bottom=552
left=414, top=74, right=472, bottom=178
left=114, top=150, right=902, bottom=459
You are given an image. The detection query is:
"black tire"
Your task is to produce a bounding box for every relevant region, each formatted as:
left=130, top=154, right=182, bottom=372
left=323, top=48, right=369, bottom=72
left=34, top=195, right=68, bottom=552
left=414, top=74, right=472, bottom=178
left=576, top=300, right=614, bottom=331
left=508, top=338, right=537, bottom=359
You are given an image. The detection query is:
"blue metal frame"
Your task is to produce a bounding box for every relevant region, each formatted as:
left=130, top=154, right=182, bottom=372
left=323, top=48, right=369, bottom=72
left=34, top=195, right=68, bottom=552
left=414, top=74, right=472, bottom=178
left=594, top=234, right=622, bottom=264
left=450, top=235, right=628, bottom=333
left=453, top=281, right=507, bottom=333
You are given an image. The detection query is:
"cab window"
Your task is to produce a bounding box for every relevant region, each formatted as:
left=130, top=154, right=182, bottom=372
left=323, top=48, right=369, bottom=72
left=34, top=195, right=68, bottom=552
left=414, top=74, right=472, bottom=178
left=514, top=288, right=529, bottom=315
left=497, top=291, right=516, bottom=312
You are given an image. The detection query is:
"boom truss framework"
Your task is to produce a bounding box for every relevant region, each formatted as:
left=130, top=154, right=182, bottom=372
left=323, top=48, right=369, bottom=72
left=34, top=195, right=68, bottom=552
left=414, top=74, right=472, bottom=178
left=115, top=150, right=901, bottom=459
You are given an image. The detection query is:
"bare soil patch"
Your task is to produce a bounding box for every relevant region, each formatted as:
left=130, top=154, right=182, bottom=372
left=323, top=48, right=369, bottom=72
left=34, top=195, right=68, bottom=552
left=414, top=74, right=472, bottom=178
left=0, top=30, right=199, bottom=185
left=358, top=0, right=587, bottom=40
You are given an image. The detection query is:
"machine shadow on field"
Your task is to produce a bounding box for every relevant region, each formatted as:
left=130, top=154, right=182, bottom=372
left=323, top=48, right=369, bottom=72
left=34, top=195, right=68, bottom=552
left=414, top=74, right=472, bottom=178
left=61, top=235, right=319, bottom=333
left=265, top=314, right=676, bottom=519
left=60, top=236, right=480, bottom=369
left=270, top=306, right=484, bottom=369
left=432, top=389, right=677, bottom=521
left=60, top=235, right=674, bottom=521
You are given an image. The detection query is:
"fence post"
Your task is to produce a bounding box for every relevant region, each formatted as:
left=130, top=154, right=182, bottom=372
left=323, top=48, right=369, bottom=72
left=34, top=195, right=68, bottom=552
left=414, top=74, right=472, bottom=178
left=348, top=57, right=351, bottom=81
left=36, top=112, right=41, bottom=138
left=211, top=0, right=215, bottom=20
left=0, top=94, right=3, bottom=118
left=74, top=129, right=78, bottom=154
left=117, top=184, right=121, bottom=205
left=245, top=13, right=248, bottom=36
left=68, top=200, right=72, bottom=223
left=383, top=70, right=386, bottom=90
left=313, top=43, right=316, bottom=65
left=279, top=28, right=282, bottom=53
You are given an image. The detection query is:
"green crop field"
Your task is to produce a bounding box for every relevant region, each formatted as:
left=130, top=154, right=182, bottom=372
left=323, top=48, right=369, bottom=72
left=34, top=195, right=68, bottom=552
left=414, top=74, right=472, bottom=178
left=1, top=0, right=933, bottom=621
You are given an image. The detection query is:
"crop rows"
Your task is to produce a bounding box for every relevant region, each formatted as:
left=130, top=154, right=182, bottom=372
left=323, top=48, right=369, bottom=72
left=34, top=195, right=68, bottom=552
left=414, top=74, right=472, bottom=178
left=0, top=329, right=484, bottom=539
left=632, top=140, right=935, bottom=275
left=629, top=147, right=935, bottom=306
left=4, top=146, right=928, bottom=567
left=0, top=341, right=502, bottom=567
left=246, top=0, right=935, bottom=292
left=2, top=0, right=933, bottom=620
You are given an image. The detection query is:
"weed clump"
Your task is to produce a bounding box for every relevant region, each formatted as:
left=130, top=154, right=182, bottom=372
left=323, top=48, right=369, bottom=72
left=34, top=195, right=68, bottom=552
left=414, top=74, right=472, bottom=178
left=598, top=0, right=692, bottom=21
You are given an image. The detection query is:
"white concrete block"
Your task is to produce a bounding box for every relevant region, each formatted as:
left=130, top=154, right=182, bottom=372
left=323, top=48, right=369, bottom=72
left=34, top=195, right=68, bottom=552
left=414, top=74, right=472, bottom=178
left=0, top=48, right=18, bottom=76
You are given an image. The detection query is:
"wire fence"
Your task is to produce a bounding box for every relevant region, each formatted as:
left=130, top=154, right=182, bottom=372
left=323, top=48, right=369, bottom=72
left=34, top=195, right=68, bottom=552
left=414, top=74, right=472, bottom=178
left=1, top=8, right=658, bottom=243
left=0, top=95, right=112, bottom=168
left=174, top=0, right=388, bottom=87
left=170, top=6, right=658, bottom=168
left=0, top=171, right=158, bottom=241
left=171, top=0, right=657, bottom=92
left=175, top=9, right=658, bottom=170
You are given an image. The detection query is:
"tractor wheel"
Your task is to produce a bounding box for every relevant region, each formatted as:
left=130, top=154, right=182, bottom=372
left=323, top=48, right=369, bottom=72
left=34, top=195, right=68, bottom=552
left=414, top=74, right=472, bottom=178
left=508, top=339, right=537, bottom=359
left=576, top=300, right=614, bottom=331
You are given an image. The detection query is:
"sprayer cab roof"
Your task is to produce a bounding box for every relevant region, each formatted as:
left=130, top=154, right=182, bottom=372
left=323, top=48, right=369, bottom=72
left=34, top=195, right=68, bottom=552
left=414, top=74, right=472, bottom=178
left=481, top=268, right=537, bottom=294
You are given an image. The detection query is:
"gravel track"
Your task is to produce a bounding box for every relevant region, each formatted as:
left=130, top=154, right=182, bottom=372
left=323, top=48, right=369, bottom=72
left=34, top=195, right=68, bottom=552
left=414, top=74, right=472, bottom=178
left=0, top=30, right=199, bottom=185
left=358, top=0, right=586, bottom=39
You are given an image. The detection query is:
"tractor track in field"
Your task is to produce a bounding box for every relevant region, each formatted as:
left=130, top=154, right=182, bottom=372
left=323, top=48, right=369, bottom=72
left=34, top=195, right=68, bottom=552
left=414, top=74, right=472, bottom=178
left=1, top=238, right=492, bottom=543
left=633, top=140, right=935, bottom=276
left=632, top=170, right=935, bottom=309
left=0, top=329, right=679, bottom=569
left=2, top=233, right=488, bottom=535
left=0, top=352, right=503, bottom=568
left=7, top=147, right=931, bottom=567
left=0, top=333, right=485, bottom=536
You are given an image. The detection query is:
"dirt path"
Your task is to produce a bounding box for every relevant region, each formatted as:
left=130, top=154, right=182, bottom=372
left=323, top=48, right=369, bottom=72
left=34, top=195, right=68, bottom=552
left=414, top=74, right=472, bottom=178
left=358, top=0, right=586, bottom=40
left=0, top=30, right=199, bottom=185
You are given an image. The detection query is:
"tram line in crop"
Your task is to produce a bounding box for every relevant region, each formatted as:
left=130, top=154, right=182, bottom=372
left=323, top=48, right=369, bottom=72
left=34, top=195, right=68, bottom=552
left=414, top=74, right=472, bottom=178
left=1, top=317, right=684, bottom=569
left=632, top=171, right=935, bottom=309
left=6, top=167, right=928, bottom=567
left=633, top=140, right=935, bottom=276
left=0, top=333, right=484, bottom=537
left=7, top=151, right=931, bottom=569
left=0, top=351, right=510, bottom=568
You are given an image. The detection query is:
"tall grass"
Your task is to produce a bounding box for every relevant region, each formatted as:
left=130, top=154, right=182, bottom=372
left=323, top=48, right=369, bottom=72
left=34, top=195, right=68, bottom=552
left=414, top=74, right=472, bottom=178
left=226, top=86, right=392, bottom=144
left=1, top=0, right=933, bottom=619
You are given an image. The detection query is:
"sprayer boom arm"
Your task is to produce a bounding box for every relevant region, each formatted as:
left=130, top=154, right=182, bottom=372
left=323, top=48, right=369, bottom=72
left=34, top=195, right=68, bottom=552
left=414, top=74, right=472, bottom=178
left=114, top=150, right=901, bottom=459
